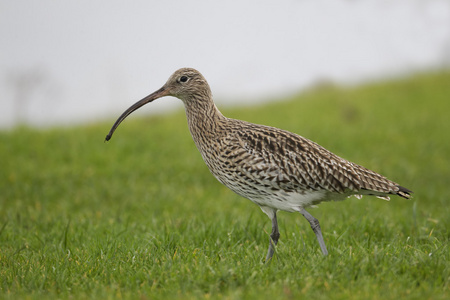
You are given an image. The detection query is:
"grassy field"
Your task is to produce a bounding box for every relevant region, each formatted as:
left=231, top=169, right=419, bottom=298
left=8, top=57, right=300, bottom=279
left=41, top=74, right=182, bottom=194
left=1, top=70, right=449, bottom=299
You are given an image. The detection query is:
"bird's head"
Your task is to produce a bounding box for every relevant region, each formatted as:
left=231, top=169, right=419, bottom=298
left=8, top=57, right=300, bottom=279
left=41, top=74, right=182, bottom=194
left=105, top=68, right=211, bottom=141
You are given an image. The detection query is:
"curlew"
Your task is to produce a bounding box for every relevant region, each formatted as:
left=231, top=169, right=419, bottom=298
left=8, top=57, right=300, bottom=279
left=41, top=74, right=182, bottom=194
left=105, top=68, right=412, bottom=261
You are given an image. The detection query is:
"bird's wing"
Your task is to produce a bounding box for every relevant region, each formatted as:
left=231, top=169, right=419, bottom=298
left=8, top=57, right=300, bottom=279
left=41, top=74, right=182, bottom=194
left=221, top=121, right=399, bottom=196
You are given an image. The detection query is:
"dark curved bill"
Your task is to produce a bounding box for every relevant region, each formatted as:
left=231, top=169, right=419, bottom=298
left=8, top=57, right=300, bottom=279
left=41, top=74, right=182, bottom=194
left=105, top=86, right=168, bottom=141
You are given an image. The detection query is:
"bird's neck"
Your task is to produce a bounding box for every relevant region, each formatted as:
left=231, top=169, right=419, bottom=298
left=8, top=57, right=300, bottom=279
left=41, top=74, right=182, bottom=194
left=184, top=96, right=226, bottom=149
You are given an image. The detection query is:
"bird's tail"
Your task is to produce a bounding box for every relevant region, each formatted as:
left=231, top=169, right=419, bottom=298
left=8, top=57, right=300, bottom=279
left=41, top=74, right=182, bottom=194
left=396, top=185, right=413, bottom=199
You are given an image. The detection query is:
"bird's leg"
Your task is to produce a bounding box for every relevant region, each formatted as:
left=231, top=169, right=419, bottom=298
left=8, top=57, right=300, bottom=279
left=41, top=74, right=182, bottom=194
left=265, top=211, right=280, bottom=262
left=300, top=209, right=328, bottom=255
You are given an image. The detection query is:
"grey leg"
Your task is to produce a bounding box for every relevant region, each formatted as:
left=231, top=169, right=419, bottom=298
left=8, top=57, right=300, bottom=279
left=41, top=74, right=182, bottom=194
left=265, top=211, right=280, bottom=262
left=300, top=209, right=328, bottom=255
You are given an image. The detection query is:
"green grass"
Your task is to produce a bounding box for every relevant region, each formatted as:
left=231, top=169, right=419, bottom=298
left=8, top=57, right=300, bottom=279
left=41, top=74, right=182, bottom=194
left=1, top=70, right=449, bottom=299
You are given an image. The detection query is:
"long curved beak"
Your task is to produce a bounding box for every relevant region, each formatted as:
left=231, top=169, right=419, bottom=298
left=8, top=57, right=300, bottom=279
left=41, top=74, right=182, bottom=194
left=105, top=86, right=169, bottom=141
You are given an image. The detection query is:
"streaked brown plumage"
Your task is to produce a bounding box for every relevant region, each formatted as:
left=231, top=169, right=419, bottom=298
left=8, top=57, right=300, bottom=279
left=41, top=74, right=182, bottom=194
left=106, top=68, right=412, bottom=261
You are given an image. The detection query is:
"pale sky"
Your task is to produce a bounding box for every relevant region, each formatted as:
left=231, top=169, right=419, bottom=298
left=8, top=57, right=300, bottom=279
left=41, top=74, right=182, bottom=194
left=1, top=0, right=449, bottom=128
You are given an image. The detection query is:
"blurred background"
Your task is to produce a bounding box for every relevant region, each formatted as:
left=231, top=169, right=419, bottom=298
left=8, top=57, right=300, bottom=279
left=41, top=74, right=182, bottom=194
left=1, top=0, right=449, bottom=129
left=1, top=2, right=449, bottom=296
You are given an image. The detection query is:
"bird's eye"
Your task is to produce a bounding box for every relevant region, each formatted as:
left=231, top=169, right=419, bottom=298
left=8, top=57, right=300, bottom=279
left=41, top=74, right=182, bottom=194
left=179, top=76, right=188, bottom=83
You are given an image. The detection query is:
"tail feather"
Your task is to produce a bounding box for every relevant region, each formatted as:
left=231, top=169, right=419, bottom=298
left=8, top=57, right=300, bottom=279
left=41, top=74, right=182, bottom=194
left=396, top=185, right=413, bottom=199
left=359, top=184, right=413, bottom=200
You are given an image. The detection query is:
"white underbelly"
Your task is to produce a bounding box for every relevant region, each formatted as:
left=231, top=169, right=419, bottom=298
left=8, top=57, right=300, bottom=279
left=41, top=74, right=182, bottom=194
left=215, top=172, right=341, bottom=212
left=248, top=189, right=329, bottom=212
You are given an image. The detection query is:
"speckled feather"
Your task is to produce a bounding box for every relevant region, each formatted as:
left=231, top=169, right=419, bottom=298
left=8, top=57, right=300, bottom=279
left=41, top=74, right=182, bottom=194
left=173, top=68, right=412, bottom=212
